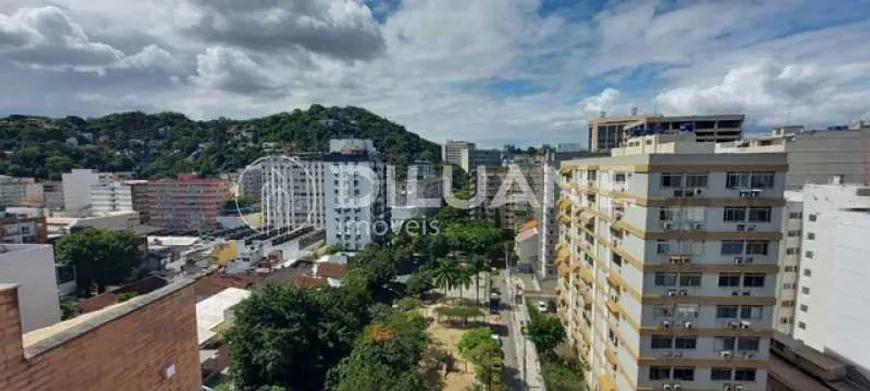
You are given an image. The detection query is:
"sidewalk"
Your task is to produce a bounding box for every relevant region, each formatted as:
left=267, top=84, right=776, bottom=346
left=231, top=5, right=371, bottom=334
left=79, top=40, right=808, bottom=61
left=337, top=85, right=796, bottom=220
left=504, top=271, right=543, bottom=390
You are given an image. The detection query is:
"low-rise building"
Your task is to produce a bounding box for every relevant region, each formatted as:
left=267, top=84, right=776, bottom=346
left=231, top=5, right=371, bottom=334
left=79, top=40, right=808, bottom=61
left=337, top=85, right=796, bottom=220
left=196, top=287, right=251, bottom=383
left=0, top=211, right=48, bottom=244
left=0, top=175, right=32, bottom=208
left=515, top=220, right=539, bottom=266
left=90, top=181, right=134, bottom=214
left=0, top=279, right=201, bottom=390
left=589, top=114, right=744, bottom=152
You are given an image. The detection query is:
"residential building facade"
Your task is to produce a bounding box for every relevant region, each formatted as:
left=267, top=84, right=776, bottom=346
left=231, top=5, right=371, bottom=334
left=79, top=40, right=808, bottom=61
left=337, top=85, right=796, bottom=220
left=91, top=181, right=134, bottom=215
left=42, top=181, right=64, bottom=210
left=442, top=140, right=475, bottom=167
left=0, top=244, right=60, bottom=332
left=791, top=182, right=870, bottom=374
left=0, top=212, right=48, bottom=244
left=324, top=139, right=388, bottom=251
left=589, top=114, right=744, bottom=152
left=716, top=126, right=870, bottom=189
left=0, top=175, right=32, bottom=208
left=147, top=175, right=232, bottom=232
left=556, top=135, right=785, bottom=391
left=461, top=147, right=502, bottom=173
left=772, top=191, right=803, bottom=335
left=260, top=154, right=327, bottom=231
left=61, top=169, right=133, bottom=211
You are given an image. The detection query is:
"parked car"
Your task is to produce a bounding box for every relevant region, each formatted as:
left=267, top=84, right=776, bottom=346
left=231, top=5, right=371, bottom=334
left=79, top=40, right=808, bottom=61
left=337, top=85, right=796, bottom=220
left=536, top=301, right=549, bottom=314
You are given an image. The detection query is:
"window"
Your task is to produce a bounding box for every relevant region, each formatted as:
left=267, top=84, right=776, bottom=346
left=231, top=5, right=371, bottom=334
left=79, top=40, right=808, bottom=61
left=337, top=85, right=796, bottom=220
left=737, top=337, right=761, bottom=351
left=656, top=240, right=672, bottom=255
left=649, top=367, right=671, bottom=380
left=789, top=212, right=802, bottom=219
left=718, top=273, right=741, bottom=287
left=723, top=207, right=747, bottom=222
left=655, top=272, right=678, bottom=286
left=672, top=367, right=695, bottom=381
left=716, top=305, right=739, bottom=319
left=659, top=207, right=679, bottom=221
left=711, top=368, right=733, bottom=381
left=614, top=172, right=627, bottom=183
left=805, top=251, right=814, bottom=259
left=803, top=269, right=812, bottom=277
left=726, top=172, right=749, bottom=189
left=721, top=240, right=744, bottom=255
left=714, top=336, right=736, bottom=351
left=748, top=207, right=772, bottom=222
left=798, top=321, right=807, bottom=329
left=807, top=232, right=816, bottom=240
left=781, top=300, right=795, bottom=307
left=675, top=337, right=697, bottom=349
left=679, top=273, right=702, bottom=287
left=787, top=230, right=801, bottom=237
left=743, top=273, right=766, bottom=287
left=746, top=241, right=769, bottom=255
left=801, top=287, right=811, bottom=295
left=676, top=304, right=699, bottom=319
left=653, top=305, right=673, bottom=318
left=685, top=174, right=708, bottom=188
left=651, top=336, right=673, bottom=349
left=751, top=173, right=775, bottom=188
left=800, top=304, right=808, bottom=312
left=740, top=306, right=763, bottom=319
left=786, top=247, right=798, bottom=255
left=734, top=368, right=757, bottom=381
left=809, top=214, right=817, bottom=222
left=661, top=174, right=682, bottom=188
left=784, top=266, right=795, bottom=272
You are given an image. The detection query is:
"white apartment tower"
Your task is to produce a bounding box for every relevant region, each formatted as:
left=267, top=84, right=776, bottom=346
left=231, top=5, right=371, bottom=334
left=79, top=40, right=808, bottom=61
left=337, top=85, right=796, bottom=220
left=260, top=154, right=327, bottom=231
left=556, top=134, right=785, bottom=391
left=324, top=139, right=388, bottom=251
left=62, top=169, right=133, bottom=211
left=791, top=181, right=870, bottom=373
left=442, top=140, right=475, bottom=167
left=90, top=181, right=134, bottom=214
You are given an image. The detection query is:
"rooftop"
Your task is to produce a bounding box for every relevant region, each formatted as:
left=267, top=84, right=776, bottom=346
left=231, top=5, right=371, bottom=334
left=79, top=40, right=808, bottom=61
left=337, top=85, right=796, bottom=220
left=195, top=287, right=251, bottom=345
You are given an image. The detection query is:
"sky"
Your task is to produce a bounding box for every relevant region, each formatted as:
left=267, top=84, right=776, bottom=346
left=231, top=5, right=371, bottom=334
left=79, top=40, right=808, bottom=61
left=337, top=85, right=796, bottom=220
left=1, top=0, right=869, bottom=148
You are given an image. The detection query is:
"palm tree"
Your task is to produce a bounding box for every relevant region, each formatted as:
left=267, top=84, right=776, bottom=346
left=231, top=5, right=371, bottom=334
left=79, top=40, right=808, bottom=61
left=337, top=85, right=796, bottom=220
left=467, top=255, right=490, bottom=304
left=456, top=266, right=473, bottom=300
left=433, top=258, right=460, bottom=297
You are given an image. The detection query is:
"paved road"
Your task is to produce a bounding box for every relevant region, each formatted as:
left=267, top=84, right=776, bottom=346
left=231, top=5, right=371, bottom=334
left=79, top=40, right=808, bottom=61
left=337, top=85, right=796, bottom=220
left=492, top=273, right=527, bottom=391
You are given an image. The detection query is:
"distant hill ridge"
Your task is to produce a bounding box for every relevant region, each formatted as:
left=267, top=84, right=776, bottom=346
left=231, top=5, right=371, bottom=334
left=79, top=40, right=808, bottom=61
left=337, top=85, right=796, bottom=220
left=0, top=105, right=441, bottom=180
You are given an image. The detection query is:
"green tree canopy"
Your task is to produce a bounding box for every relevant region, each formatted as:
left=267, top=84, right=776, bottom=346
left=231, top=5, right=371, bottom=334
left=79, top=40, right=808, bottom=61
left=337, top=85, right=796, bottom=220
left=55, top=227, right=144, bottom=296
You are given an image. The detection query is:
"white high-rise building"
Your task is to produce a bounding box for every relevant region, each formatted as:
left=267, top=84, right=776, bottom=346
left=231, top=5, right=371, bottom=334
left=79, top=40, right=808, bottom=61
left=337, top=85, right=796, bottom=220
left=790, top=181, right=870, bottom=374
left=62, top=169, right=133, bottom=211
left=91, top=181, right=134, bottom=215
left=260, top=154, right=327, bottom=231
left=324, top=139, right=388, bottom=251
left=443, top=140, right=475, bottom=167
left=557, top=133, right=785, bottom=391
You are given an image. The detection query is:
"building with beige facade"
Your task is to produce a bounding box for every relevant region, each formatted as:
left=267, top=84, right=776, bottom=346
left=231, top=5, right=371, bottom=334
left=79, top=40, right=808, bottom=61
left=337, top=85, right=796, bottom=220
left=556, top=133, right=785, bottom=391
left=588, top=114, right=744, bottom=152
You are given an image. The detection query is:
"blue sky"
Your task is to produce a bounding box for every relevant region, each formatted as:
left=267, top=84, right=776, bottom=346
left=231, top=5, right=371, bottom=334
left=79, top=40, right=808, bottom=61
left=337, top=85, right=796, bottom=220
left=1, top=0, right=869, bottom=147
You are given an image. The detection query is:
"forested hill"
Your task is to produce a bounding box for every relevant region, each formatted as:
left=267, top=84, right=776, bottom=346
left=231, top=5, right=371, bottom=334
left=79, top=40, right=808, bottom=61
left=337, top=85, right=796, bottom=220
left=0, top=105, right=441, bottom=180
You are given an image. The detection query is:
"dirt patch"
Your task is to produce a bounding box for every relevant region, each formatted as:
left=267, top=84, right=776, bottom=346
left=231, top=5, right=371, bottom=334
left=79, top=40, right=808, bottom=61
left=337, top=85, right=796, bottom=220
left=421, top=304, right=480, bottom=391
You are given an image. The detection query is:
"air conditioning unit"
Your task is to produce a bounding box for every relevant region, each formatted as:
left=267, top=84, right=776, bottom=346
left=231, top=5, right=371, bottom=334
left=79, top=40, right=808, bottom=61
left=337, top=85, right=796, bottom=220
left=680, top=257, right=692, bottom=264
left=736, top=224, right=746, bottom=231
left=723, top=384, right=733, bottom=391
left=663, top=384, right=673, bottom=391
left=721, top=350, right=733, bottom=359
left=731, top=290, right=740, bottom=296
left=684, top=321, right=694, bottom=329
left=693, top=223, right=704, bottom=230
left=746, top=225, right=756, bottom=231
left=728, top=321, right=740, bottom=329
left=742, top=291, right=751, bottom=296
left=734, top=257, right=744, bottom=265
left=662, top=320, right=671, bottom=329
left=669, top=256, right=681, bottom=264
left=663, top=222, right=674, bottom=230
left=673, top=351, right=683, bottom=357
left=673, top=385, right=682, bottom=390
left=683, top=191, right=695, bottom=198
left=663, top=351, right=673, bottom=357
left=740, top=320, right=751, bottom=329
left=744, top=257, right=754, bottom=264
left=735, top=385, right=745, bottom=391
left=678, top=289, right=688, bottom=296
left=694, top=188, right=704, bottom=195
left=667, top=289, right=678, bottom=297
left=673, top=190, right=684, bottom=197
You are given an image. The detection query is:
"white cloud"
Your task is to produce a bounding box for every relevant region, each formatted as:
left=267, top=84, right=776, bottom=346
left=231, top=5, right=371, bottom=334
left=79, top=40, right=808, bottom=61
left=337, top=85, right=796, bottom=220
left=190, top=47, right=284, bottom=95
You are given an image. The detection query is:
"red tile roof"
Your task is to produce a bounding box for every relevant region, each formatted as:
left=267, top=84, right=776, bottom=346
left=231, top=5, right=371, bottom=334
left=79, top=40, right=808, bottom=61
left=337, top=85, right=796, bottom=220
left=316, top=263, right=347, bottom=280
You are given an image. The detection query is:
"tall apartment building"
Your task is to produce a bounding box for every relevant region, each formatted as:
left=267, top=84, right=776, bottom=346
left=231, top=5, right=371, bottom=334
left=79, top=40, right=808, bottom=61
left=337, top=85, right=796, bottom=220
left=790, top=182, right=870, bottom=373
left=147, top=174, right=232, bottom=232
left=237, top=164, right=264, bottom=200
left=127, top=180, right=150, bottom=223
left=443, top=140, right=475, bottom=167
left=0, top=175, right=32, bottom=208
left=772, top=191, right=803, bottom=335
left=91, top=181, right=134, bottom=215
left=716, top=126, right=870, bottom=189
left=325, top=139, right=388, bottom=251
left=589, top=114, right=744, bottom=152
left=42, top=181, right=64, bottom=210
left=461, top=147, right=502, bottom=173
left=261, top=154, right=327, bottom=231
left=61, top=169, right=133, bottom=211
left=556, top=133, right=785, bottom=391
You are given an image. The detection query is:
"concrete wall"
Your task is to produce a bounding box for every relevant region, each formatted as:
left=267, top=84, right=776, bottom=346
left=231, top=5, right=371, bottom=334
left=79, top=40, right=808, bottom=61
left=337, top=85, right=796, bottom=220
left=62, top=169, right=100, bottom=211
left=0, top=245, right=60, bottom=332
